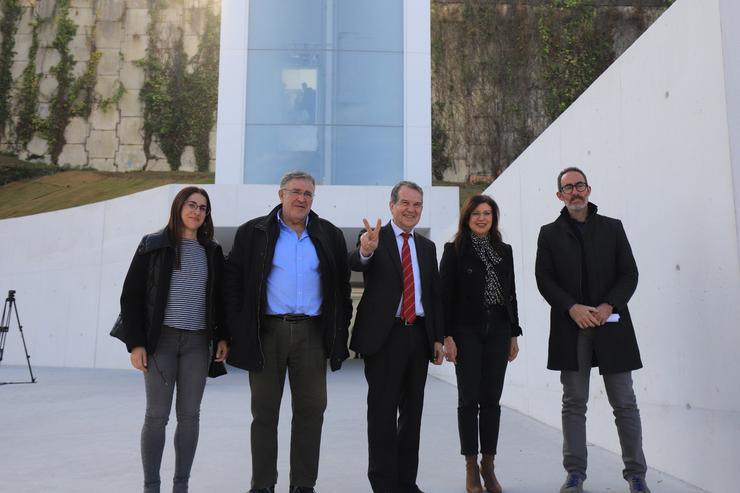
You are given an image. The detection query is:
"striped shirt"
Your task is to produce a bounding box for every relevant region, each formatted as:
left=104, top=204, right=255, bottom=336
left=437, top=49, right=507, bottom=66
left=163, top=239, right=207, bottom=331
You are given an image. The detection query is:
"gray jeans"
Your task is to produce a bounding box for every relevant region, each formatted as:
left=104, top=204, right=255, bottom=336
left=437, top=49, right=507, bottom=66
left=249, top=316, right=327, bottom=489
left=141, top=326, right=210, bottom=493
left=560, top=329, right=647, bottom=480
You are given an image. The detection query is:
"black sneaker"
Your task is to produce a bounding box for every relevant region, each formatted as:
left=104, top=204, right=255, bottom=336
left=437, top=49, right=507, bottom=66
left=559, top=472, right=584, bottom=493
left=628, top=476, right=651, bottom=493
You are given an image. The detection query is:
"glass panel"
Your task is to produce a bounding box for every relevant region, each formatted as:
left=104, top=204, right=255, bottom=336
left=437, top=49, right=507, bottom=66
left=332, top=126, right=403, bottom=185
left=334, top=51, right=403, bottom=126
left=245, top=125, right=323, bottom=184
left=336, top=0, right=403, bottom=52
left=248, top=0, right=325, bottom=50
left=246, top=51, right=322, bottom=125
left=244, top=0, right=405, bottom=185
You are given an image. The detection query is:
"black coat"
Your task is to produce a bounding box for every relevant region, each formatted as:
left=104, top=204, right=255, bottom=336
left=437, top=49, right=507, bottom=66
left=439, top=239, right=522, bottom=338
left=119, top=230, right=227, bottom=355
left=349, top=223, right=444, bottom=358
left=223, top=205, right=352, bottom=372
left=535, top=203, right=642, bottom=374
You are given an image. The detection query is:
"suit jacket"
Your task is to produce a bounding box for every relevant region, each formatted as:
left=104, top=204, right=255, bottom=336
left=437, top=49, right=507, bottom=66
left=349, top=223, right=444, bottom=358
left=439, top=239, right=522, bottom=338
left=535, top=203, right=642, bottom=374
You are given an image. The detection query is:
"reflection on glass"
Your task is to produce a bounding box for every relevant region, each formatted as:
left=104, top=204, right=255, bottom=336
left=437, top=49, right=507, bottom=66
left=332, top=126, right=403, bottom=185
left=245, top=0, right=404, bottom=185
left=245, top=125, right=322, bottom=184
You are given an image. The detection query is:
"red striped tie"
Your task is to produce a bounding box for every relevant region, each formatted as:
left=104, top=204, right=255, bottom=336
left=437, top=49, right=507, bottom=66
left=400, top=232, right=416, bottom=324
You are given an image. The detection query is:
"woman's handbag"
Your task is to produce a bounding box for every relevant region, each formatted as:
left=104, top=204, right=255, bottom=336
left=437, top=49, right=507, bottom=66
left=109, top=313, right=127, bottom=343
left=208, top=340, right=227, bottom=378
left=208, top=359, right=227, bottom=378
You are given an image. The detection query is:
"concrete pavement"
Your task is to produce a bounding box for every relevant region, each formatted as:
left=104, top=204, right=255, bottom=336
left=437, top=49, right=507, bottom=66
left=0, top=361, right=703, bottom=492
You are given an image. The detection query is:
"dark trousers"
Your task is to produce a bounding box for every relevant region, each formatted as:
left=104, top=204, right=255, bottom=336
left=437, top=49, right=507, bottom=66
left=454, top=307, right=511, bottom=456
left=249, top=317, right=327, bottom=489
left=364, top=320, right=429, bottom=493
left=141, top=326, right=210, bottom=493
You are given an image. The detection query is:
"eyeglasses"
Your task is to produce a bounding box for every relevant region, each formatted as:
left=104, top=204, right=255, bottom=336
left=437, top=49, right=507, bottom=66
left=185, top=201, right=209, bottom=214
left=559, top=182, right=588, bottom=194
left=470, top=211, right=493, bottom=218
left=282, top=188, right=314, bottom=199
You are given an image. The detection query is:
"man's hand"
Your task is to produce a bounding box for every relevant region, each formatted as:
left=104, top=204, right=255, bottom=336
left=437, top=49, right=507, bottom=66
left=215, top=340, right=229, bottom=362
left=444, top=336, right=457, bottom=364
left=593, top=303, right=613, bottom=325
left=433, top=342, right=444, bottom=365
left=130, top=346, right=148, bottom=372
left=359, top=218, right=382, bottom=257
left=508, top=337, right=519, bottom=362
left=568, top=304, right=600, bottom=329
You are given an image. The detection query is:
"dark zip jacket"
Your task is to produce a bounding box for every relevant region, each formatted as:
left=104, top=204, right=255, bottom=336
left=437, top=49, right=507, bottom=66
left=223, top=205, right=352, bottom=371
left=119, top=230, right=227, bottom=354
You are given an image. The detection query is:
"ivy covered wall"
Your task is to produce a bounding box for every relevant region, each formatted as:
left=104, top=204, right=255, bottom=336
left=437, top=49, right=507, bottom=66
left=1, top=0, right=671, bottom=178
left=432, top=0, right=671, bottom=182
left=0, top=0, right=220, bottom=172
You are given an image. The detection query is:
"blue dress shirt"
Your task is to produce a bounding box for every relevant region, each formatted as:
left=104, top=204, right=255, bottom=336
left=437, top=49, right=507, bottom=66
left=265, top=212, right=323, bottom=316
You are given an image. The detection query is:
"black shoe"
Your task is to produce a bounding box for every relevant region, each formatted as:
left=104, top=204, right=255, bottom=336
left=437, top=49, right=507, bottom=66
left=289, top=487, right=316, bottom=493
left=248, top=488, right=274, bottom=493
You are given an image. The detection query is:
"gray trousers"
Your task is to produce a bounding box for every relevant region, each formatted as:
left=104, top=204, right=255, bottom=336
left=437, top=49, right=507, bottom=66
left=141, top=326, right=210, bottom=493
left=560, top=329, right=647, bottom=480
left=249, top=317, right=327, bottom=489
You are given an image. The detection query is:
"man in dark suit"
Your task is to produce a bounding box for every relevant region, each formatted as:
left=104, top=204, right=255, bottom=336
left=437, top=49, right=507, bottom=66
left=349, top=181, right=445, bottom=493
left=535, top=167, right=650, bottom=493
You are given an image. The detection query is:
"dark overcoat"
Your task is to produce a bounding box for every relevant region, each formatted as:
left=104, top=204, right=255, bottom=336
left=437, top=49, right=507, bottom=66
left=535, top=203, right=643, bottom=374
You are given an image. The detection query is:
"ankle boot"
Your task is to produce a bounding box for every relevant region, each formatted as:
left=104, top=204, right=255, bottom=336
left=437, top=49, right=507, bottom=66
left=480, top=454, right=502, bottom=493
left=465, top=455, right=483, bottom=493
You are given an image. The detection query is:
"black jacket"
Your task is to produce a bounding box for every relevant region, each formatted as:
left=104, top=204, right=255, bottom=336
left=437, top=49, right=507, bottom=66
left=535, top=203, right=642, bottom=374
left=119, top=230, right=227, bottom=355
left=349, top=223, right=444, bottom=358
left=223, top=205, right=352, bottom=372
left=439, top=239, right=522, bottom=338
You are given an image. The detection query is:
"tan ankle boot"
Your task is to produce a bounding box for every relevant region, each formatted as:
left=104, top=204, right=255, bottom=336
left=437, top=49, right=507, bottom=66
left=480, top=454, right=502, bottom=493
left=465, top=455, right=483, bottom=493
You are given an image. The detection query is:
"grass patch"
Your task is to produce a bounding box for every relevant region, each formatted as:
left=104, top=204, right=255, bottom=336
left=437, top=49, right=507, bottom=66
left=0, top=169, right=214, bottom=219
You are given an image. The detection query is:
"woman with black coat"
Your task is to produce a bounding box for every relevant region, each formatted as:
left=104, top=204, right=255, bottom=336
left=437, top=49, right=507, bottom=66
left=118, top=186, right=229, bottom=493
left=440, top=194, right=522, bottom=493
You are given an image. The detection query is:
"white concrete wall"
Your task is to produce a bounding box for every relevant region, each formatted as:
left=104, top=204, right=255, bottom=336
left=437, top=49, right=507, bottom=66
left=434, top=0, right=737, bottom=490
left=0, top=184, right=457, bottom=371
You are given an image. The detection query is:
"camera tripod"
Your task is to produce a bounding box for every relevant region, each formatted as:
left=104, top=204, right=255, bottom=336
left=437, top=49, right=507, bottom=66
left=0, top=290, right=36, bottom=385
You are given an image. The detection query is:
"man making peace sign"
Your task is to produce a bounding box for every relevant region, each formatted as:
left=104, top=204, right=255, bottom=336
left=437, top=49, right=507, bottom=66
left=349, top=181, right=445, bottom=493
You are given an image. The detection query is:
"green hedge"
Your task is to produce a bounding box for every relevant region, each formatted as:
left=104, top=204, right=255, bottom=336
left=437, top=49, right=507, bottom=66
left=0, top=159, right=59, bottom=185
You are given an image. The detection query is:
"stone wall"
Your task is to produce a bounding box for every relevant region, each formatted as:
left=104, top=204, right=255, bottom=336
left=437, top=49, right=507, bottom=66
left=432, top=0, right=670, bottom=182
left=1, top=0, right=218, bottom=172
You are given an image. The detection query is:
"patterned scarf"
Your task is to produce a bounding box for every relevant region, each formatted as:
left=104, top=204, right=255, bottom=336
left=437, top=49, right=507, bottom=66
left=470, top=233, right=504, bottom=307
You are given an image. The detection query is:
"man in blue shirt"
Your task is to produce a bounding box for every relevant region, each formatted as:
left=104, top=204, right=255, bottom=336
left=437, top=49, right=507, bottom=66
left=224, top=171, right=353, bottom=493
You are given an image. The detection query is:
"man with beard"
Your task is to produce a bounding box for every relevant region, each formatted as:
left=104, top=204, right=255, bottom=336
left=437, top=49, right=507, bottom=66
left=535, top=167, right=650, bottom=493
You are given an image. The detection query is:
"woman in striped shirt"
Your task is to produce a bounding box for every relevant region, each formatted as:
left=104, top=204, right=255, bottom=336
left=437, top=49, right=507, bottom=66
left=120, top=186, right=228, bottom=493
